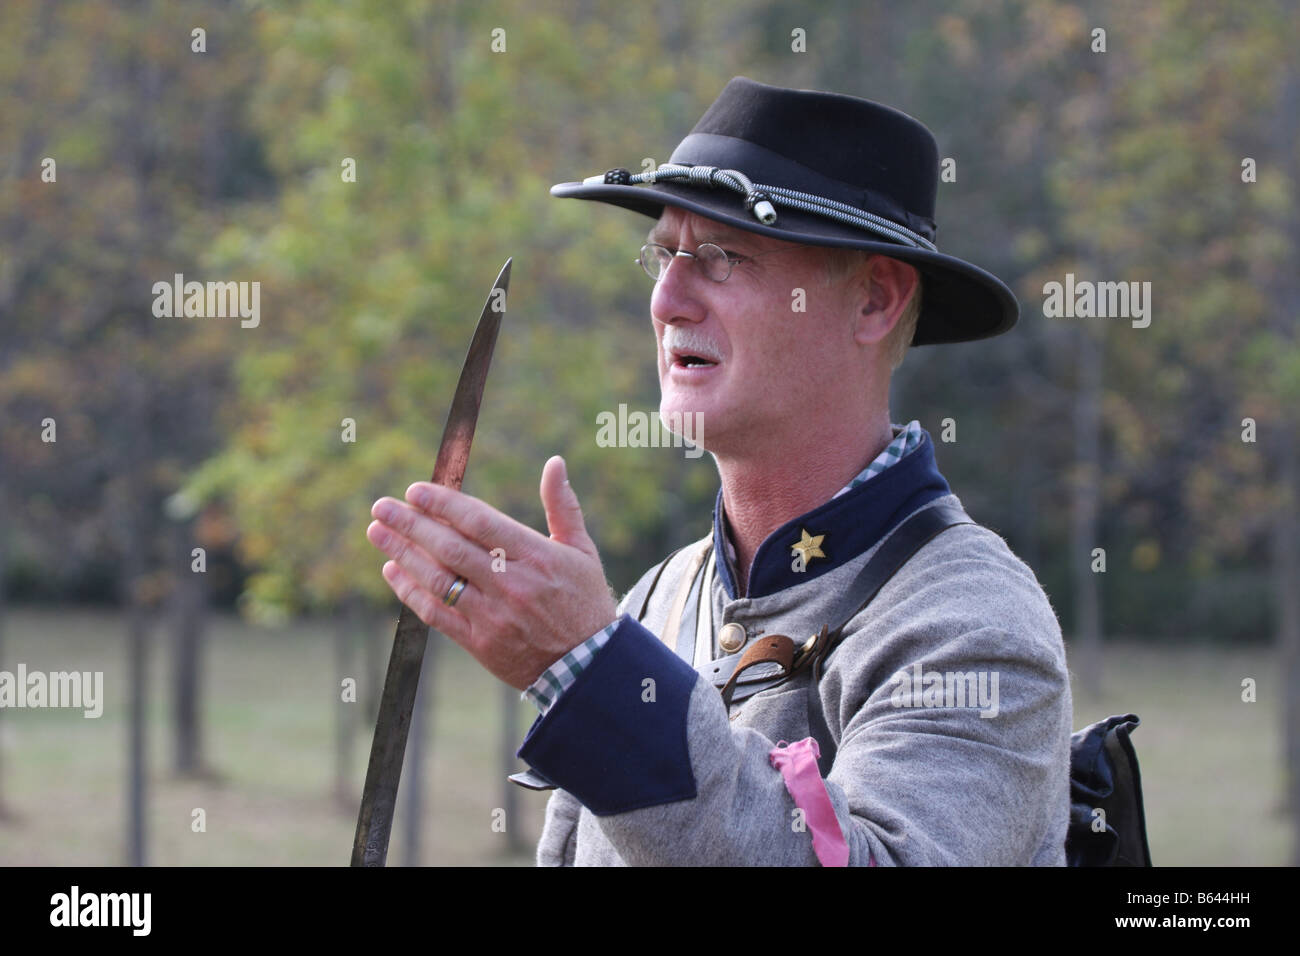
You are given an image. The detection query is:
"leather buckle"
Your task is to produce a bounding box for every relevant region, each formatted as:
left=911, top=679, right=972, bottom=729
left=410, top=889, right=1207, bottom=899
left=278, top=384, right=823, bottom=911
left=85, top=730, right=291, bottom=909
left=715, top=625, right=833, bottom=710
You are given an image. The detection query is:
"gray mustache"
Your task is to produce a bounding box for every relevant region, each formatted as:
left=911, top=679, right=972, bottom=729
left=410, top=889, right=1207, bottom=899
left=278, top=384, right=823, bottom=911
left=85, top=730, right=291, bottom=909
left=663, top=328, right=722, bottom=363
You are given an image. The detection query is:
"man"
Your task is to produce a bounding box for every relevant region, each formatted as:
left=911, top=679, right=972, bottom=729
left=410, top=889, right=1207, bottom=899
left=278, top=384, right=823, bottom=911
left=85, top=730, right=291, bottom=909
left=366, top=77, right=1072, bottom=865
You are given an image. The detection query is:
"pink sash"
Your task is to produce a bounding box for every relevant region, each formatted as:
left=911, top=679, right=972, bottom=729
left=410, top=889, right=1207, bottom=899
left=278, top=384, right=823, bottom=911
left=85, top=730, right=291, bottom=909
left=769, top=737, right=853, bottom=867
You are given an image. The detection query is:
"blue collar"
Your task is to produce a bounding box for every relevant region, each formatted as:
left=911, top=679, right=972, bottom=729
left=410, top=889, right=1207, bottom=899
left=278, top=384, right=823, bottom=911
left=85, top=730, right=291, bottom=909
left=712, top=427, right=951, bottom=599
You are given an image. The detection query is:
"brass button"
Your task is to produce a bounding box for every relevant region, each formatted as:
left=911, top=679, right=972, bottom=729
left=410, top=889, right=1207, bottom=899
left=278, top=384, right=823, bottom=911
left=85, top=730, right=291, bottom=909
left=719, top=622, right=746, bottom=653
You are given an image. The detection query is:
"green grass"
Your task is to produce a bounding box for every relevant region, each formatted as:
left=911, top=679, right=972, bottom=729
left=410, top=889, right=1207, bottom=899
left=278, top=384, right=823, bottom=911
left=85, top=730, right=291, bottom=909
left=1067, top=641, right=1291, bottom=865
left=0, top=609, right=1291, bottom=865
left=0, top=608, right=548, bottom=866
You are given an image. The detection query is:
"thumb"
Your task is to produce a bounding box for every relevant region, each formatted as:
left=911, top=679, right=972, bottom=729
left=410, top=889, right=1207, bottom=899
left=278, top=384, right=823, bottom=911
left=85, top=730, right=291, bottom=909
left=540, top=455, right=594, bottom=552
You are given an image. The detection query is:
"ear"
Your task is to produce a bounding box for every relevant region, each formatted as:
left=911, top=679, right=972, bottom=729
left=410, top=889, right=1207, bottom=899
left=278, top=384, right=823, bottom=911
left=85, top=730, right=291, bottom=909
left=852, top=256, right=920, bottom=348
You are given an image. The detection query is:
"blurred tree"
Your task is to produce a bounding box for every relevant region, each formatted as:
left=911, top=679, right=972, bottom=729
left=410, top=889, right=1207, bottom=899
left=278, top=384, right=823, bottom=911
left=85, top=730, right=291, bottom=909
left=0, top=0, right=274, bottom=854
left=1043, top=0, right=1299, bottom=851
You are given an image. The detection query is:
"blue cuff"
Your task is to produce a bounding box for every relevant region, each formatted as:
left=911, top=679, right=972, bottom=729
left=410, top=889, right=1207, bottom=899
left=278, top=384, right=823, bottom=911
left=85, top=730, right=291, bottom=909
left=516, top=614, right=698, bottom=816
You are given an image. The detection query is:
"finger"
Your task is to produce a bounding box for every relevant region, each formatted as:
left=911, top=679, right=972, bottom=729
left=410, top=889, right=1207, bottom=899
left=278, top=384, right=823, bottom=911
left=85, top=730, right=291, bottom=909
left=381, top=559, right=471, bottom=646
left=539, top=455, right=595, bottom=553
left=371, top=498, right=493, bottom=583
left=367, top=520, right=481, bottom=617
left=402, top=483, right=546, bottom=557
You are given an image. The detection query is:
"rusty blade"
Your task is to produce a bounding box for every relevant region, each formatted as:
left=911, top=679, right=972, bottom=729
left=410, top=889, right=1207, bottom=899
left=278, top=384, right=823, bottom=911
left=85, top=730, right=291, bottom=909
left=351, top=258, right=511, bottom=867
left=429, top=258, right=511, bottom=491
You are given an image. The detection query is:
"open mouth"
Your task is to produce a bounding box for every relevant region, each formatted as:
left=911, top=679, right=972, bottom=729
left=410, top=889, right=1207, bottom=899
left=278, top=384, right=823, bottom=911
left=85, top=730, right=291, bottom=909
left=669, top=346, right=721, bottom=369
left=675, top=353, right=718, bottom=368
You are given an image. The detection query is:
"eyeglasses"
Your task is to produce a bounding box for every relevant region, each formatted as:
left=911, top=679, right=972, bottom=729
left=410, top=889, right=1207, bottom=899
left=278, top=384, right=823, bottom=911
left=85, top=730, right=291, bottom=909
left=636, top=242, right=796, bottom=283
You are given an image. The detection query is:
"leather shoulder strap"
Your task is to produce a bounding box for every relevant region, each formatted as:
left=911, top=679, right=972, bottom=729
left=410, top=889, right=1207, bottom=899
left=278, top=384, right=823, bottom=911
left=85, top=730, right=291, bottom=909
left=806, top=501, right=973, bottom=775
left=815, top=501, right=972, bottom=678
left=623, top=544, right=685, bottom=623
left=659, top=539, right=713, bottom=658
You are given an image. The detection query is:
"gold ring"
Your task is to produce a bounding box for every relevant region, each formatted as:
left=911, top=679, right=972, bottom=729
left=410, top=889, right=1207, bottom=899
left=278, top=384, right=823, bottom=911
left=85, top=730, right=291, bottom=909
left=442, top=576, right=468, bottom=607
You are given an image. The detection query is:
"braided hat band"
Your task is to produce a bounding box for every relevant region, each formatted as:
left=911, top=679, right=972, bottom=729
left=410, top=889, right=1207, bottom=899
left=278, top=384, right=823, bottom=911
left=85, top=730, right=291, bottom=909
left=585, top=163, right=938, bottom=252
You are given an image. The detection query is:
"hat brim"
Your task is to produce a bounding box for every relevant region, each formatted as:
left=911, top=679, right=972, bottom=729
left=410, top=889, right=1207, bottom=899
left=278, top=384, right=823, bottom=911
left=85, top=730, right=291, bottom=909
left=551, top=180, right=1019, bottom=347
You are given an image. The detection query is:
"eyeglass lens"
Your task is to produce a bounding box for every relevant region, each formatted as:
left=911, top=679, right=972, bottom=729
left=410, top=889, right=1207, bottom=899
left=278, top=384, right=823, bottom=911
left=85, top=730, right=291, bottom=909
left=639, top=243, right=731, bottom=282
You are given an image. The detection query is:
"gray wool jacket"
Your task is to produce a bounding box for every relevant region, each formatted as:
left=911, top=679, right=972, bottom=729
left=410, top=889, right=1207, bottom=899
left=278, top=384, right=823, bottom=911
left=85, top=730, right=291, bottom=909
left=518, top=434, right=1073, bottom=866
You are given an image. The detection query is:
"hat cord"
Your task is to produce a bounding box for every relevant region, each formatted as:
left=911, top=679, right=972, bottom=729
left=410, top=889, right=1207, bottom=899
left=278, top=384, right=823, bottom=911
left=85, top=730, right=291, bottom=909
left=588, top=163, right=937, bottom=252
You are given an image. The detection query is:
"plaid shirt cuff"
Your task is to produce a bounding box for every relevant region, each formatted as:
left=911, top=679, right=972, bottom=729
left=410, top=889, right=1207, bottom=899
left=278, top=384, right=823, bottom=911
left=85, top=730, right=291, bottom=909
left=522, top=618, right=620, bottom=715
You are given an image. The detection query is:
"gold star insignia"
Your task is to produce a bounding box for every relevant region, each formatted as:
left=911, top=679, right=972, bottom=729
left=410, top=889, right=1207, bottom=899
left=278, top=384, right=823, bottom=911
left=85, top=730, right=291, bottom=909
left=790, top=528, right=827, bottom=567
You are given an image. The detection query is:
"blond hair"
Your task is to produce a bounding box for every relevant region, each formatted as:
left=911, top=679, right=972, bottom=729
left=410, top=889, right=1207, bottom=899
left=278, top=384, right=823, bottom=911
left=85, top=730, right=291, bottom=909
left=823, top=248, right=922, bottom=371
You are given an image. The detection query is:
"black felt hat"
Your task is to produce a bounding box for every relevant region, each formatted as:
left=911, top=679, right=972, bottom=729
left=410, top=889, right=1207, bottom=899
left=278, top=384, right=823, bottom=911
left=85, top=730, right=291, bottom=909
left=551, top=76, right=1018, bottom=346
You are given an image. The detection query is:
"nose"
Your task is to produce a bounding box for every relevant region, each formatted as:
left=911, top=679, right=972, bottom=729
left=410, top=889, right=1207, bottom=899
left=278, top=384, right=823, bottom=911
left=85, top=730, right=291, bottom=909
left=650, top=251, right=707, bottom=326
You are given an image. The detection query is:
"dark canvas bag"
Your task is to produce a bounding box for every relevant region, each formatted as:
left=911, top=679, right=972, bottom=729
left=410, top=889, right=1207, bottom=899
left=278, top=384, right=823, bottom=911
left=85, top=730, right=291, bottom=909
left=1066, top=714, right=1152, bottom=866
left=647, top=502, right=1152, bottom=867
